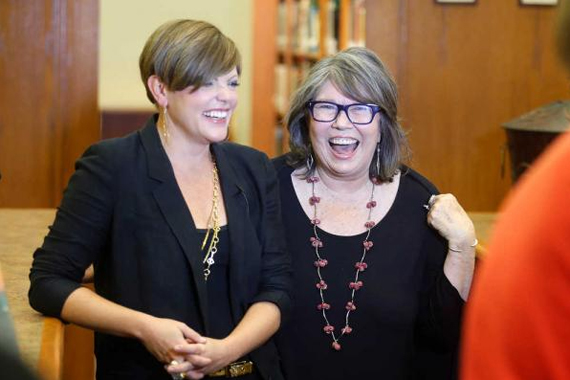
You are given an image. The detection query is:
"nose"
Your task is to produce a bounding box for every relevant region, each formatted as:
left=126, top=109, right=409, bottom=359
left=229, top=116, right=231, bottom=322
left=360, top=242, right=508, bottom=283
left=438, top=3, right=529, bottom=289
left=215, top=83, right=236, bottom=103
left=331, top=109, right=352, bottom=129
left=216, top=86, right=230, bottom=102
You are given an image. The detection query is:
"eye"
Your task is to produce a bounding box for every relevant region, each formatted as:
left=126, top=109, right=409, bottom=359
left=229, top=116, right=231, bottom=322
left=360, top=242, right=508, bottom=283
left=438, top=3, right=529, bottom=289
left=229, top=80, right=240, bottom=88
left=314, top=103, right=337, bottom=111
left=351, top=105, right=371, bottom=113
left=202, top=81, right=214, bottom=87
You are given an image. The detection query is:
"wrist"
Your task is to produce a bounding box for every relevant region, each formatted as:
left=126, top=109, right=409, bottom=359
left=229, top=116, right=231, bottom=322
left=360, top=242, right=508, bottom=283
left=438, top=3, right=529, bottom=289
left=131, top=313, right=155, bottom=341
left=448, top=237, right=477, bottom=253
left=221, top=336, right=243, bottom=363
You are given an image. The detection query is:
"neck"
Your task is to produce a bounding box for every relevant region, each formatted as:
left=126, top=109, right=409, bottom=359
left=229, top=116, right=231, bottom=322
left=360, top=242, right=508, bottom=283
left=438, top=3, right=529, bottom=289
left=315, top=167, right=372, bottom=197
left=158, top=127, right=213, bottom=167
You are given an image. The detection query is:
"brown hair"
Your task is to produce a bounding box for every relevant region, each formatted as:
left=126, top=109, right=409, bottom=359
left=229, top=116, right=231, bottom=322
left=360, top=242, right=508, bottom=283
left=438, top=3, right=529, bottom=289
left=139, top=19, right=241, bottom=104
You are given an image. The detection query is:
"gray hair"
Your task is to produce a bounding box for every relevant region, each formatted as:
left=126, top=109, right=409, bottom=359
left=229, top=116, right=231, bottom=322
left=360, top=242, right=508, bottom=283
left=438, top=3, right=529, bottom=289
left=139, top=19, right=241, bottom=104
left=285, top=47, right=409, bottom=182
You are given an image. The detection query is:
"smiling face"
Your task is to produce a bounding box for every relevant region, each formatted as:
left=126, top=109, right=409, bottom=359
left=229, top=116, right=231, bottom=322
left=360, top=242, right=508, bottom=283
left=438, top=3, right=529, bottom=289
left=165, top=68, right=239, bottom=144
left=309, top=81, right=381, bottom=181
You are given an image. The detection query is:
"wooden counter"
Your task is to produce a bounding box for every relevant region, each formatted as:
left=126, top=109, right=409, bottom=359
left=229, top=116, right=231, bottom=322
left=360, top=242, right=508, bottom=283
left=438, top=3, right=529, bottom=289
left=467, top=212, right=498, bottom=258
left=0, top=209, right=93, bottom=380
left=0, top=209, right=59, bottom=374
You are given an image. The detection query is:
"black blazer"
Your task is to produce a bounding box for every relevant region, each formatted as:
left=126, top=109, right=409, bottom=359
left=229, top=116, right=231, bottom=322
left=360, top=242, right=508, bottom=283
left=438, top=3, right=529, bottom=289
left=29, top=117, right=291, bottom=380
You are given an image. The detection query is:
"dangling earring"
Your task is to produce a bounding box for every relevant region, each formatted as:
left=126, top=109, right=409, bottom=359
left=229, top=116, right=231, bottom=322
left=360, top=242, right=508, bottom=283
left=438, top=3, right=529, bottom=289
left=160, top=106, right=170, bottom=142
left=375, top=142, right=381, bottom=176
left=306, top=151, right=314, bottom=174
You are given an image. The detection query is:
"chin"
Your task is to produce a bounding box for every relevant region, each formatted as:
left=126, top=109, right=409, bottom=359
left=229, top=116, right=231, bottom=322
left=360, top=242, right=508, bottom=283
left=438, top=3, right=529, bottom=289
left=209, top=130, right=230, bottom=143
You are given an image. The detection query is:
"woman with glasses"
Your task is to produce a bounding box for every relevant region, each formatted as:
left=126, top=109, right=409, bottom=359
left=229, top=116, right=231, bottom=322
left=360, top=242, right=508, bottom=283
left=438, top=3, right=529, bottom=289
left=273, top=47, right=475, bottom=379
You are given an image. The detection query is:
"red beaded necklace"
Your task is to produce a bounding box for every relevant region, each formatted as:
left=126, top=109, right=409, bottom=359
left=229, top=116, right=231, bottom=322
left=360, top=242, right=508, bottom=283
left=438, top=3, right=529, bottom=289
left=307, top=175, right=378, bottom=351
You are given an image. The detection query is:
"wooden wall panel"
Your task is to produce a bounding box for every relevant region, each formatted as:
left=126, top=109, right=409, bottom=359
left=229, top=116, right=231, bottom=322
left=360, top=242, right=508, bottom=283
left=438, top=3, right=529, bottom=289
left=252, top=0, right=279, bottom=156
left=0, top=0, right=100, bottom=207
left=367, top=1, right=569, bottom=210
left=101, top=110, right=154, bottom=139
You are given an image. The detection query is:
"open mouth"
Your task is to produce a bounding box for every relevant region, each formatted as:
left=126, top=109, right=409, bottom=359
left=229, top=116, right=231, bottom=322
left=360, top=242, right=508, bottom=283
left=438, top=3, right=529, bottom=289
left=203, top=110, right=229, bottom=121
left=329, top=137, right=359, bottom=154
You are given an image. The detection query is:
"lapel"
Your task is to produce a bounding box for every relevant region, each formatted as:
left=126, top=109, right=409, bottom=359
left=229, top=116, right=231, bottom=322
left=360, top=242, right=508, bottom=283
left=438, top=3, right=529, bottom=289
left=211, top=143, right=249, bottom=318
left=139, top=118, right=209, bottom=332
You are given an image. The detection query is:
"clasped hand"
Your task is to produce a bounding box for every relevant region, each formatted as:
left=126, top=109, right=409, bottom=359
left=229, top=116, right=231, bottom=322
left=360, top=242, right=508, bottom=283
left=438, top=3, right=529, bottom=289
left=166, top=338, right=234, bottom=379
left=136, top=316, right=209, bottom=379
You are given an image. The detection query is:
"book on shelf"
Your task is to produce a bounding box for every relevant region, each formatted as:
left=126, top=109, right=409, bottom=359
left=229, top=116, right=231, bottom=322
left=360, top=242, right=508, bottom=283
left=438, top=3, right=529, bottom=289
left=288, top=0, right=321, bottom=56
left=325, top=0, right=339, bottom=55
left=274, top=63, right=288, bottom=116
left=273, top=0, right=368, bottom=136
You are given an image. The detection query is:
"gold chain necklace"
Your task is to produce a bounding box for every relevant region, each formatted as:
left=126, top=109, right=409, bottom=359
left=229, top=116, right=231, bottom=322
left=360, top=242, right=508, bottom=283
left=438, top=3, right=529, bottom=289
left=201, top=161, right=221, bottom=281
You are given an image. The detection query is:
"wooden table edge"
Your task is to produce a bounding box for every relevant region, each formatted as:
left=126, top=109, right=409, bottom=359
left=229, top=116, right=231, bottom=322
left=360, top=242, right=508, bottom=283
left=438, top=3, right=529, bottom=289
left=37, top=317, right=64, bottom=380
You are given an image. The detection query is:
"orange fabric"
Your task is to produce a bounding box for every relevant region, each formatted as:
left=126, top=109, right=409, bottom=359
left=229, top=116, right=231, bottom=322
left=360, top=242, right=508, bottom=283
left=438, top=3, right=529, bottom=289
left=461, top=131, right=570, bottom=380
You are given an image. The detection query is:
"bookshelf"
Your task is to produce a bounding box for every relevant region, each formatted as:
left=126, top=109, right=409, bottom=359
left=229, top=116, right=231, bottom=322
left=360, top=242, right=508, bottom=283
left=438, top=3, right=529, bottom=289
left=252, top=0, right=366, bottom=157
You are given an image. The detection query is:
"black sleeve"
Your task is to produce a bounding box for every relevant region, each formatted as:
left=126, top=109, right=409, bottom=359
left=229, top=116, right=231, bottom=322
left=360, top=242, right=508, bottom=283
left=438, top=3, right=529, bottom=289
left=415, top=227, right=464, bottom=352
left=251, top=154, right=292, bottom=319
left=28, top=142, right=115, bottom=318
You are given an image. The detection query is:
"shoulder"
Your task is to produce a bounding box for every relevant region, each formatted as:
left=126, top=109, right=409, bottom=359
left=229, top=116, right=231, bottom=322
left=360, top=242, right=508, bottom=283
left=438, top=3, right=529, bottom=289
left=271, top=153, right=295, bottom=178
left=213, top=142, right=272, bottom=180
left=72, top=131, right=146, bottom=183
left=215, top=141, right=268, bottom=162
left=400, top=165, right=440, bottom=196
left=81, top=130, right=141, bottom=160
left=271, top=154, right=289, bottom=170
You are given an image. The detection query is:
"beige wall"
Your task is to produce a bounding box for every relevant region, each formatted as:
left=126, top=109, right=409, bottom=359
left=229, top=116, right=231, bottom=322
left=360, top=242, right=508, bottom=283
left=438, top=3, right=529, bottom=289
left=99, top=0, right=253, bottom=144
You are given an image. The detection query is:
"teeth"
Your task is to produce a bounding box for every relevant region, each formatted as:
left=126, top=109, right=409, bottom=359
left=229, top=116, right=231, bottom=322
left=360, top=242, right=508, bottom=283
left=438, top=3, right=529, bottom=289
left=329, top=137, right=358, bottom=145
left=203, top=110, right=228, bottom=119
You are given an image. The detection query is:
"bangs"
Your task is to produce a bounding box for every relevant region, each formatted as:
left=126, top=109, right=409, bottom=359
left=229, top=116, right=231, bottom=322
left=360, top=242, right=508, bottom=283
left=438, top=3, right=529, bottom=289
left=169, top=34, right=241, bottom=92
left=328, top=70, right=377, bottom=105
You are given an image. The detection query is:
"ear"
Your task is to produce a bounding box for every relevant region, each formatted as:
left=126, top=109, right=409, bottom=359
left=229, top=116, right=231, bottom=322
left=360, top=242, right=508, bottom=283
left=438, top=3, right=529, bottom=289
left=147, top=75, right=168, bottom=108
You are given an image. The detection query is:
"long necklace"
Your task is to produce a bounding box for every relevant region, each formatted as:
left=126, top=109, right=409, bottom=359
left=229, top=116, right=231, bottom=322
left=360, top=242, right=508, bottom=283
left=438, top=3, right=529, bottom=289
left=201, top=161, right=221, bottom=281
left=308, top=175, right=377, bottom=351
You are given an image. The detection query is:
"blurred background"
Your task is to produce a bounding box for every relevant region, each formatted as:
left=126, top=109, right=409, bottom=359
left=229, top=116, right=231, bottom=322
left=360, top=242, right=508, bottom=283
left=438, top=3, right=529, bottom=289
left=0, top=0, right=568, bottom=209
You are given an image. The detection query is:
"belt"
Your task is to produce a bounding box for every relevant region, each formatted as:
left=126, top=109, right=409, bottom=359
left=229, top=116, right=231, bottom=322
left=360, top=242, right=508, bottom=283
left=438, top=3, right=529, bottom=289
left=207, top=360, right=254, bottom=378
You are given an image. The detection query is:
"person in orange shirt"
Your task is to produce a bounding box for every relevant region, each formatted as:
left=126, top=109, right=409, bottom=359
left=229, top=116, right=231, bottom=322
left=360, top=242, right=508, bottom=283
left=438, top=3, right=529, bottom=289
left=461, top=1, right=570, bottom=378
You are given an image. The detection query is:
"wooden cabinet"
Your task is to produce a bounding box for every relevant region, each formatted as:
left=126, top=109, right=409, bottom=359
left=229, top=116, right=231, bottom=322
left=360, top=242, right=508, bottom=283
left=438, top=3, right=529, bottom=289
left=252, top=0, right=366, bottom=157
left=365, top=1, right=569, bottom=210
left=0, top=0, right=100, bottom=207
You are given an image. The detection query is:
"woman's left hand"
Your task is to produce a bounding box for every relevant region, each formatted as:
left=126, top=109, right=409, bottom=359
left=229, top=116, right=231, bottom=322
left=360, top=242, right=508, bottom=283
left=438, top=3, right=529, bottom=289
left=166, top=338, right=235, bottom=379
left=426, top=194, right=476, bottom=252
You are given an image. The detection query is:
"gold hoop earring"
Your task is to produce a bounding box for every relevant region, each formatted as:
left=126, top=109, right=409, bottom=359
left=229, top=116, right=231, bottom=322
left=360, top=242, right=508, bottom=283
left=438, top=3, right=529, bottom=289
left=160, top=107, right=170, bottom=142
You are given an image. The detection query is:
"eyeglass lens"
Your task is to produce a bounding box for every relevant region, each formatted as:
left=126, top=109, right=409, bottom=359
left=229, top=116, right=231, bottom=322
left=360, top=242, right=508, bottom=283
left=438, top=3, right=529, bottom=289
left=311, top=102, right=375, bottom=124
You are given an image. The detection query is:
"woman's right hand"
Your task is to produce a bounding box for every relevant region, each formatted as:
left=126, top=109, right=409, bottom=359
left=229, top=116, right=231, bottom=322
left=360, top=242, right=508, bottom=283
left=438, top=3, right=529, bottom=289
left=138, top=316, right=208, bottom=364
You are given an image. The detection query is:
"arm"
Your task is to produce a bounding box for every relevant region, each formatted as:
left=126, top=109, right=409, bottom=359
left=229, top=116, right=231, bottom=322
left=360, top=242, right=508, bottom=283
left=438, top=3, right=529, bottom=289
left=61, top=287, right=207, bottom=364
left=28, top=143, right=207, bottom=365
left=427, top=194, right=476, bottom=300
left=414, top=193, right=474, bottom=352
left=170, top=302, right=280, bottom=378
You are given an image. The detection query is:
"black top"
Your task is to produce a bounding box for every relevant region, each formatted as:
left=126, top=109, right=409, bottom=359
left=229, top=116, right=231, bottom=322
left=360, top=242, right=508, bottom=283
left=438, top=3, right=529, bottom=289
left=28, top=117, right=291, bottom=380
left=201, top=227, right=263, bottom=380
left=200, top=226, right=235, bottom=339
left=273, top=156, right=463, bottom=380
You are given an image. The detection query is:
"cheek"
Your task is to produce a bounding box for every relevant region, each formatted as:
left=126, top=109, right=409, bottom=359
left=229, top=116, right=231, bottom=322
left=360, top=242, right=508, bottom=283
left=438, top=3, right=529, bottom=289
left=230, top=93, right=239, bottom=108
left=309, top=121, right=329, bottom=142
